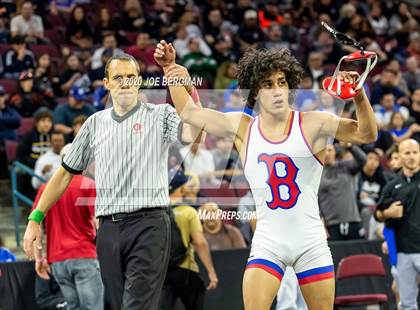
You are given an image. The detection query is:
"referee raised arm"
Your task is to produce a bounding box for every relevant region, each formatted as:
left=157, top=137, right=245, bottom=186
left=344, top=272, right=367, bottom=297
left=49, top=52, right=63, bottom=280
left=23, top=53, right=201, bottom=310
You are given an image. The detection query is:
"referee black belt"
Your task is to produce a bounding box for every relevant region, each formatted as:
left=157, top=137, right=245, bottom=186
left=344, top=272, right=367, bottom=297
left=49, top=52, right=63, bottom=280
left=101, top=207, right=167, bottom=222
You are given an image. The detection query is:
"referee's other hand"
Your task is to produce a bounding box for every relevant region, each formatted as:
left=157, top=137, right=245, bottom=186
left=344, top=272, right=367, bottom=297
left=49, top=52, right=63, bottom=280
left=23, top=220, right=42, bottom=259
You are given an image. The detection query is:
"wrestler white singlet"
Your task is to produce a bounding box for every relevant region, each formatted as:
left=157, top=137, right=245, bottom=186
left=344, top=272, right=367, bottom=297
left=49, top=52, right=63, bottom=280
left=244, top=111, right=334, bottom=284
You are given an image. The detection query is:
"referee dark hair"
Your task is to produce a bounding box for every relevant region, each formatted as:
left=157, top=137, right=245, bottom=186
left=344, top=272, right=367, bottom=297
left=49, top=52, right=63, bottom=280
left=24, top=53, right=201, bottom=310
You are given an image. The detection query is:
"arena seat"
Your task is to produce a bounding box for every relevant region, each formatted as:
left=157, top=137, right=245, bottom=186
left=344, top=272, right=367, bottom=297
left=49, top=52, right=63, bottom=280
left=0, top=43, right=10, bottom=55
left=5, top=140, right=18, bottom=163
left=334, top=254, right=388, bottom=308
left=200, top=182, right=238, bottom=208
left=16, top=117, right=34, bottom=137
left=0, top=79, right=18, bottom=95
left=30, top=44, right=60, bottom=59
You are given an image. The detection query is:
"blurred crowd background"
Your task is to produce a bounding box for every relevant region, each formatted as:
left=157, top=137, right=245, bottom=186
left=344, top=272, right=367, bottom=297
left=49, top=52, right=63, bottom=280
left=0, top=0, right=419, bottom=252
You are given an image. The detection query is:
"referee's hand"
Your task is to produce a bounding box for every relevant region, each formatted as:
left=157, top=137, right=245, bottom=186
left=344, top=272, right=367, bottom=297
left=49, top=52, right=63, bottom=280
left=154, top=40, right=176, bottom=68
left=23, top=220, right=42, bottom=259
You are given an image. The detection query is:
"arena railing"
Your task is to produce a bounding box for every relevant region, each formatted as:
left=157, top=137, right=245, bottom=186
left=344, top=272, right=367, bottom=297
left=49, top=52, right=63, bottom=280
left=10, top=161, right=46, bottom=247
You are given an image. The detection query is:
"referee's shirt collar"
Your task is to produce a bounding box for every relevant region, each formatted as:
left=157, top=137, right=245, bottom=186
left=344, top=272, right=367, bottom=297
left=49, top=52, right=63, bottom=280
left=111, top=101, right=143, bottom=123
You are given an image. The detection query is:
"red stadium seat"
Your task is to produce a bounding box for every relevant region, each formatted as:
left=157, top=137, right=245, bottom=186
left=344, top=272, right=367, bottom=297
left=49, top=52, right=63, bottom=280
left=30, top=44, right=60, bottom=59
left=0, top=43, right=10, bottom=55
left=0, top=79, right=18, bottom=95
left=44, top=29, right=66, bottom=46
left=335, top=254, right=388, bottom=307
left=200, top=183, right=238, bottom=208
left=5, top=140, right=18, bottom=163
left=122, top=31, right=139, bottom=45
left=16, top=117, right=34, bottom=137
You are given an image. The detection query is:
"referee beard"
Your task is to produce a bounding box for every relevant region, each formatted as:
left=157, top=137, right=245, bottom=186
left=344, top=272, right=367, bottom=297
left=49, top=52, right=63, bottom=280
left=23, top=54, right=202, bottom=310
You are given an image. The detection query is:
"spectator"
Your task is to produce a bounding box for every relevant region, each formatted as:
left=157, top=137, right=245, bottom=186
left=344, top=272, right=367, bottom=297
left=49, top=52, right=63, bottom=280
left=258, top=0, right=283, bottom=30
left=200, top=202, right=247, bottom=250
left=211, top=21, right=239, bottom=64
left=260, top=23, right=289, bottom=50
left=385, top=147, right=402, bottom=180
left=174, top=25, right=212, bottom=59
left=305, top=51, right=325, bottom=88
left=228, top=0, right=255, bottom=25
left=357, top=149, right=387, bottom=237
left=125, top=32, right=160, bottom=74
left=10, top=1, right=44, bottom=43
left=214, top=62, right=237, bottom=90
left=203, top=8, right=223, bottom=45
left=180, top=134, right=215, bottom=183
left=0, top=15, right=10, bottom=44
left=91, top=34, right=123, bottom=70
left=374, top=92, right=410, bottom=130
left=407, top=31, right=420, bottom=61
left=311, top=30, right=344, bottom=65
left=3, top=34, right=35, bottom=79
left=318, top=91, right=340, bottom=115
left=211, top=136, right=242, bottom=183
left=160, top=169, right=218, bottom=310
left=402, top=56, right=420, bottom=94
left=59, top=54, right=84, bottom=95
left=182, top=37, right=218, bottom=83
left=66, top=5, right=93, bottom=49
left=0, top=85, right=21, bottom=147
left=386, top=59, right=410, bottom=96
left=65, top=114, right=87, bottom=143
left=120, top=0, right=146, bottom=32
left=0, top=235, right=16, bottom=262
left=34, top=53, right=58, bottom=99
left=17, top=108, right=52, bottom=169
left=237, top=9, right=265, bottom=53
left=183, top=173, right=203, bottom=210
left=375, top=139, right=420, bottom=310
left=319, top=143, right=367, bottom=241
left=388, top=111, right=420, bottom=143
left=33, top=144, right=103, bottom=310
left=294, top=73, right=317, bottom=111
left=280, top=12, right=301, bottom=54
left=9, top=71, right=54, bottom=117
left=371, top=68, right=407, bottom=106
left=314, top=0, right=339, bottom=22
left=32, top=131, right=65, bottom=190
left=409, top=89, right=420, bottom=133
left=88, top=48, right=113, bottom=89
left=94, top=7, right=123, bottom=44
left=53, top=86, right=95, bottom=134
left=367, top=2, right=388, bottom=37
left=237, top=190, right=256, bottom=245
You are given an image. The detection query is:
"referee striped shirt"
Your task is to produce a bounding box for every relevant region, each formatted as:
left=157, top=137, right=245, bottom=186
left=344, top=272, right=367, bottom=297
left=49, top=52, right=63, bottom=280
left=62, top=102, right=182, bottom=216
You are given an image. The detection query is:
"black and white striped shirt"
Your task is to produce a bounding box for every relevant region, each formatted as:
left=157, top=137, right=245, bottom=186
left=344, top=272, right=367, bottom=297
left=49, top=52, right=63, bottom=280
left=62, top=102, right=181, bottom=216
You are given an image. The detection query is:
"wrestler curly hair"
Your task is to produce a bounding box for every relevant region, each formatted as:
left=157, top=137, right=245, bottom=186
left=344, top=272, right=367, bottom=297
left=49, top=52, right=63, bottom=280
left=237, top=48, right=304, bottom=109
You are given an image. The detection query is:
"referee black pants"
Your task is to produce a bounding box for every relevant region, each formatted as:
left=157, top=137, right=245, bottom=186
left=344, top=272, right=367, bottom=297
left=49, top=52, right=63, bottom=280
left=97, top=209, right=171, bottom=310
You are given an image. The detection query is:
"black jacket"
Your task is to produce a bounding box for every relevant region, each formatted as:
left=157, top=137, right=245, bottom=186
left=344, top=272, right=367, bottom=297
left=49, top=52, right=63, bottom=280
left=376, top=170, right=420, bottom=253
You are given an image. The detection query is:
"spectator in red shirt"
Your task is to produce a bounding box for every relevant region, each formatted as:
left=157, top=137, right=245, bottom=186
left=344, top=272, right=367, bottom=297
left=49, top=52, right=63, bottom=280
left=33, top=144, right=103, bottom=310
left=125, top=32, right=160, bottom=74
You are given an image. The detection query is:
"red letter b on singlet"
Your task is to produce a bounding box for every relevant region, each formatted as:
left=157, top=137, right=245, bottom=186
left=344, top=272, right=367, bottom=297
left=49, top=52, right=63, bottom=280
left=258, top=153, right=301, bottom=210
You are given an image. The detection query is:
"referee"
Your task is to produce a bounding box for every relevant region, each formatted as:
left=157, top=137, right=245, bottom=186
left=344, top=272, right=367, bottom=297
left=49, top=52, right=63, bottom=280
left=23, top=53, right=200, bottom=310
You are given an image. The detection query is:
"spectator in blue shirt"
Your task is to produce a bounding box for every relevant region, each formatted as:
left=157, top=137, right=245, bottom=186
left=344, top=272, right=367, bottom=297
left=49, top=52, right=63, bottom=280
left=53, top=86, right=95, bottom=134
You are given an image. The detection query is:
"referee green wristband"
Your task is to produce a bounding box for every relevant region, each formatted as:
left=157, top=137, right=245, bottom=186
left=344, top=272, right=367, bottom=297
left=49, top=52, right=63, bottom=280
left=28, top=209, right=45, bottom=223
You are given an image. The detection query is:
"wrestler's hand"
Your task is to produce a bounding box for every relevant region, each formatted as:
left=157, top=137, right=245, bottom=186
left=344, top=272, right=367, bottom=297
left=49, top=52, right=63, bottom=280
left=338, top=71, right=360, bottom=84
left=154, top=40, right=176, bottom=69
left=23, top=220, right=42, bottom=259
left=165, top=64, right=193, bottom=93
